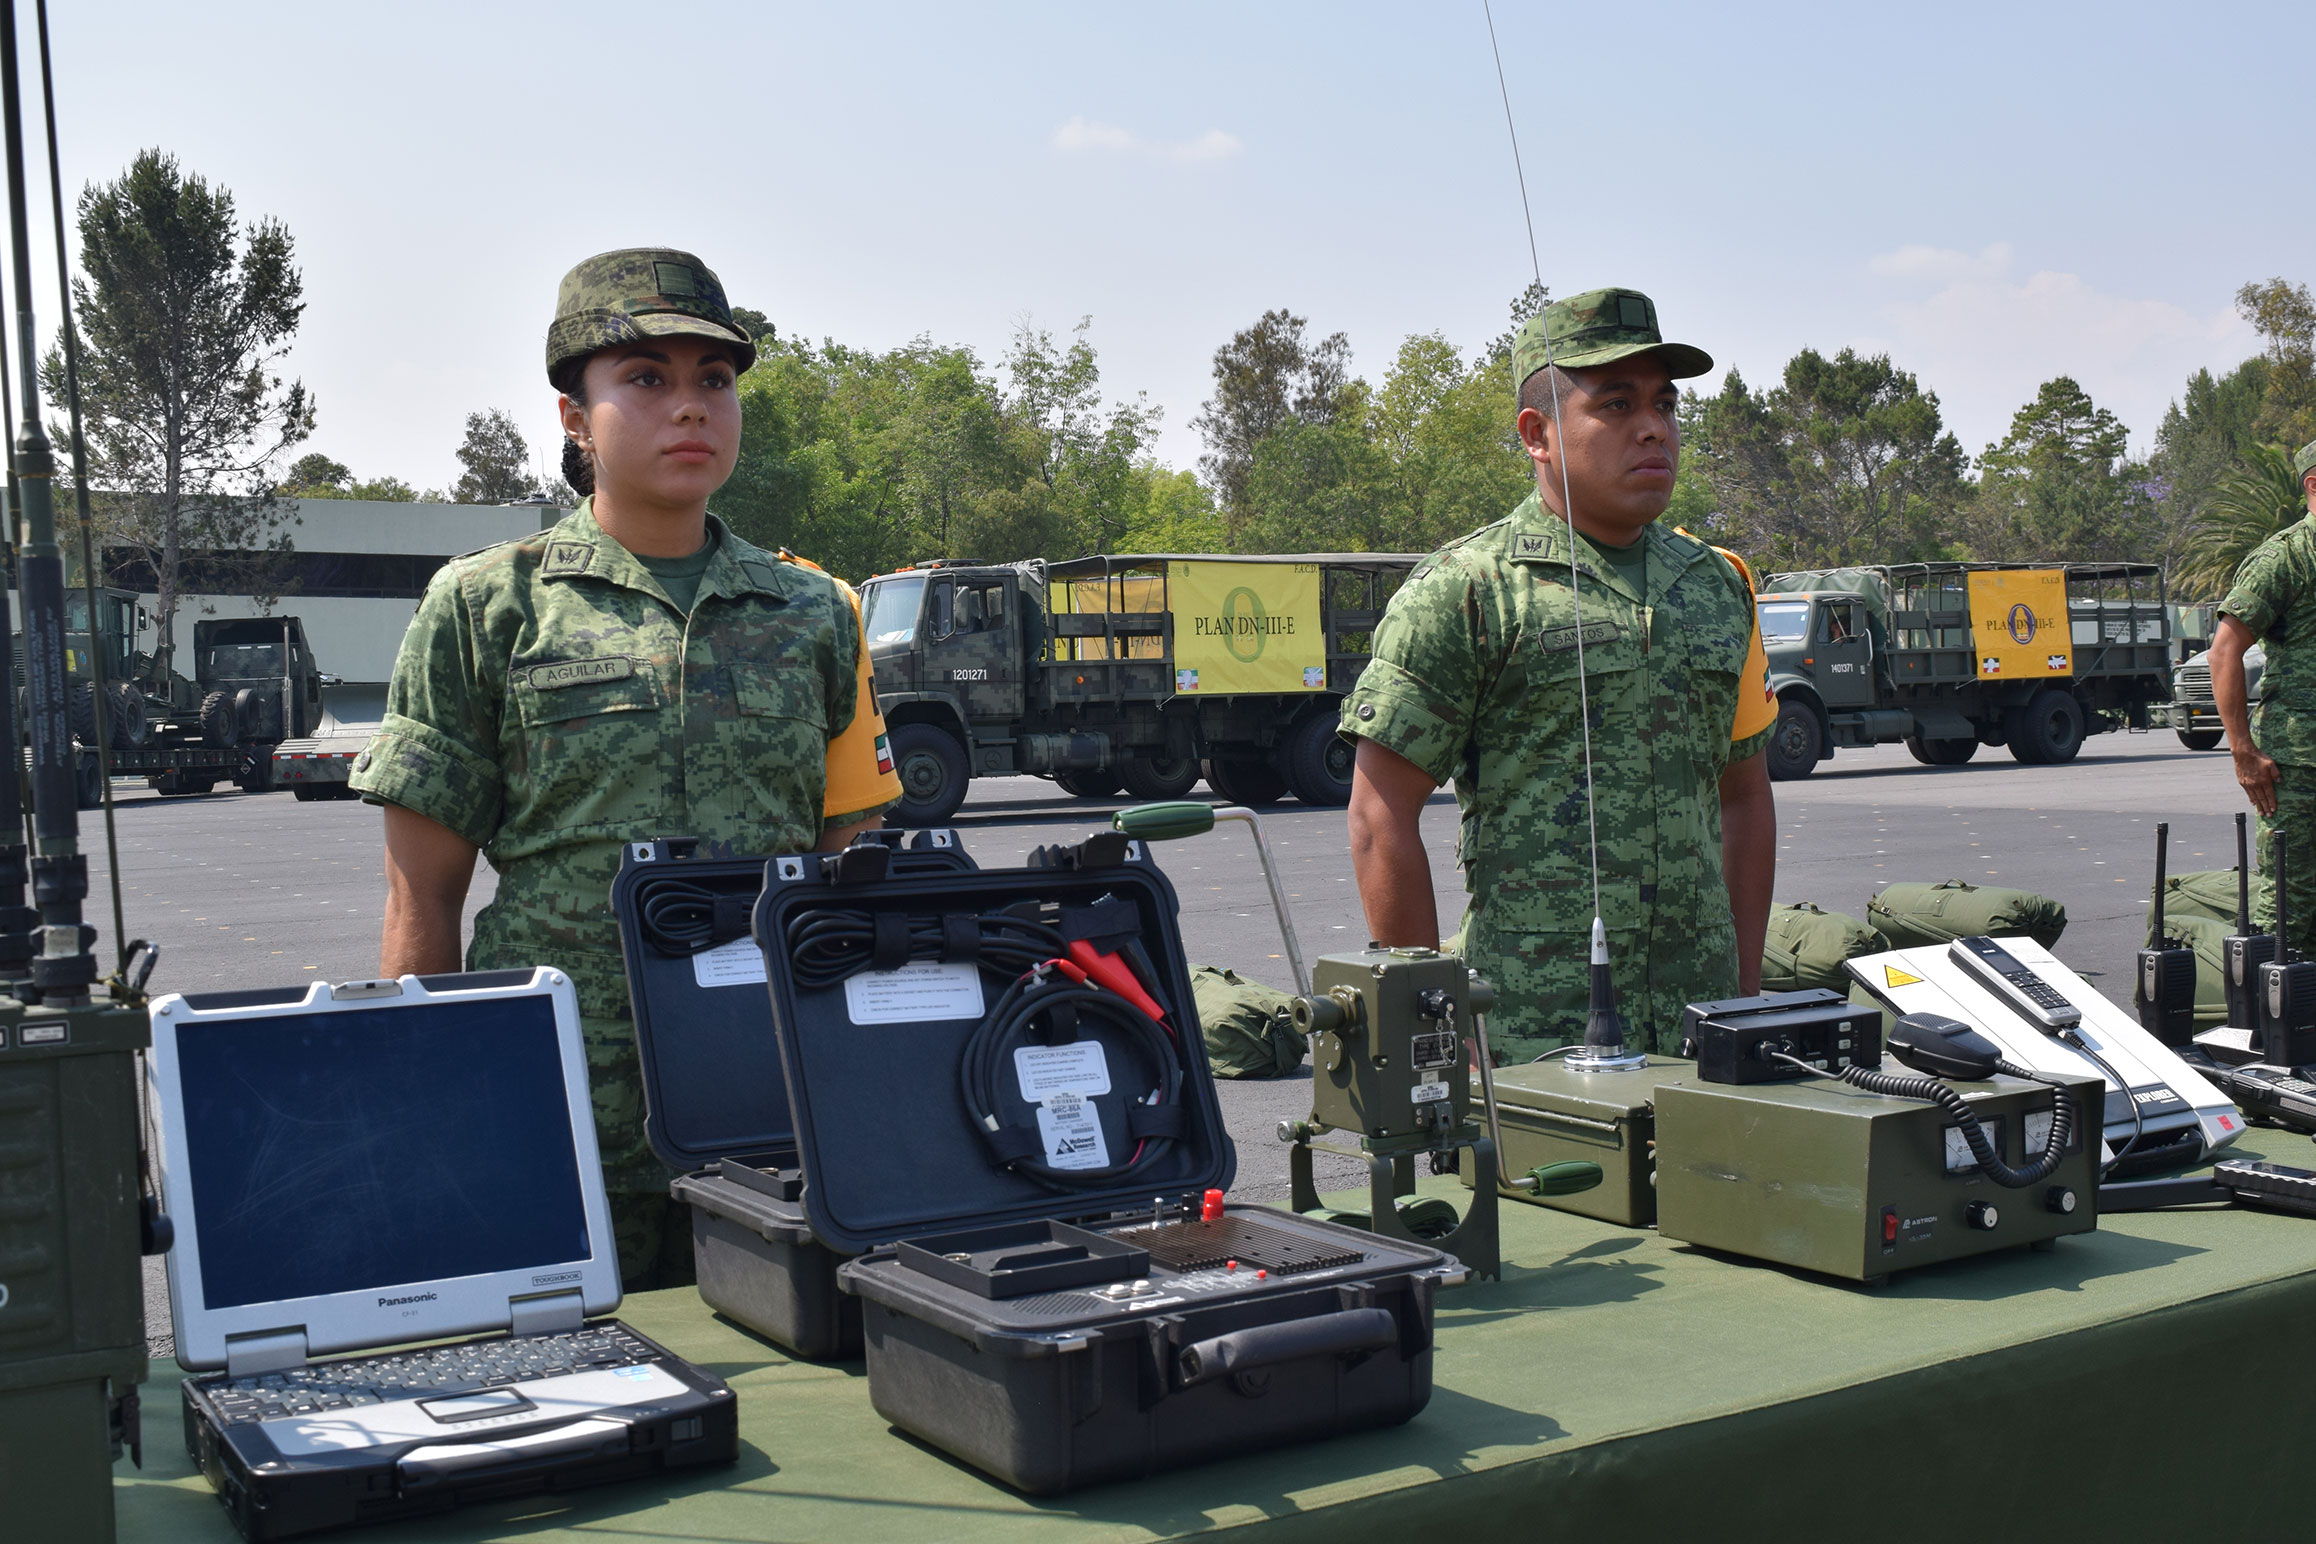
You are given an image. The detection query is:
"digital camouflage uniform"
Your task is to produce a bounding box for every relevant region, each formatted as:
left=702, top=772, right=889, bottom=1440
left=1340, top=288, right=1773, bottom=1058
left=351, top=502, right=896, bottom=1284
left=2223, top=449, right=2316, bottom=962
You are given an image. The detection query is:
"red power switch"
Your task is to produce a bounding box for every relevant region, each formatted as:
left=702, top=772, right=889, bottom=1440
left=1881, top=1206, right=1899, bottom=1245
left=1201, top=1189, right=1226, bottom=1222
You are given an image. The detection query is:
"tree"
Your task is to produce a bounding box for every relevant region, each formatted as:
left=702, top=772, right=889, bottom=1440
left=1967, top=376, right=2154, bottom=560
left=451, top=409, right=536, bottom=504
left=2236, top=277, right=2316, bottom=450
left=1687, top=348, right=1968, bottom=568
left=2150, top=358, right=2271, bottom=575
left=1191, top=310, right=1352, bottom=523
left=281, top=452, right=348, bottom=494
left=48, top=148, right=310, bottom=677
left=2175, top=442, right=2309, bottom=599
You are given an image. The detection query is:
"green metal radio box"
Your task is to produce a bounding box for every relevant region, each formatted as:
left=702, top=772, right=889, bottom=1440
left=1653, top=1069, right=2102, bottom=1284
left=0, top=1001, right=154, bottom=1543
left=1461, top=1057, right=1695, bottom=1225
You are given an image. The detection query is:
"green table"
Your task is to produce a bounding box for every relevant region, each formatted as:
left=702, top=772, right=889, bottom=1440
left=118, top=1133, right=2316, bottom=1541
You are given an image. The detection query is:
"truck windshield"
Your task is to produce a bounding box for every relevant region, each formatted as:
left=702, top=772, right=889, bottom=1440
left=863, top=575, right=926, bottom=645
left=1757, top=600, right=1811, bottom=643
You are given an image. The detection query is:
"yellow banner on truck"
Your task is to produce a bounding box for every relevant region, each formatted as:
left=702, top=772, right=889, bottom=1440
left=1169, top=560, right=1325, bottom=695
left=1966, top=569, right=2070, bottom=679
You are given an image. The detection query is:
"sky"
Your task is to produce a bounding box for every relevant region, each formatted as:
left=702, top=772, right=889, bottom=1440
left=28, top=0, right=2313, bottom=500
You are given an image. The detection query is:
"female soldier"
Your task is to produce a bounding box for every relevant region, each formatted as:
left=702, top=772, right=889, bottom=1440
left=352, top=248, right=900, bottom=1288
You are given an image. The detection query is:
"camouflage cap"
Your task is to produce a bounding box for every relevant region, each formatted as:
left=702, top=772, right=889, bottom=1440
left=2296, top=437, right=2316, bottom=482
left=1511, top=287, right=1712, bottom=396
left=545, top=248, right=755, bottom=381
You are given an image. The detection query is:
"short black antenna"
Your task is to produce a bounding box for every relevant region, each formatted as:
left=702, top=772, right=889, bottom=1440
left=2238, top=812, right=2253, bottom=937
left=2276, top=831, right=2291, bottom=967
left=2148, top=822, right=2170, bottom=950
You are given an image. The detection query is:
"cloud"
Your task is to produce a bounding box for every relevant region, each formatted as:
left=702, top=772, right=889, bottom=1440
left=1050, top=116, right=1243, bottom=165
left=1862, top=242, right=2255, bottom=454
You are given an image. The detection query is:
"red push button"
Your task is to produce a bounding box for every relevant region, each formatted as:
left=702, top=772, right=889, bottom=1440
left=1201, top=1188, right=1226, bottom=1222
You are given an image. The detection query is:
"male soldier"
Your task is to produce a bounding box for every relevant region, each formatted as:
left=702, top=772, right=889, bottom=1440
left=2213, top=437, right=2316, bottom=960
left=1341, top=288, right=1777, bottom=1058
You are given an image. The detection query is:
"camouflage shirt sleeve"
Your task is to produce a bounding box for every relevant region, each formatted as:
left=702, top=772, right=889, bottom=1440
left=2222, top=534, right=2302, bottom=638
left=348, top=562, right=505, bottom=846
left=1338, top=555, right=1487, bottom=785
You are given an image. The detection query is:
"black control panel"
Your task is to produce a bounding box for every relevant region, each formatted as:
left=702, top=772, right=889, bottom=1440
left=1683, top=990, right=1884, bottom=1085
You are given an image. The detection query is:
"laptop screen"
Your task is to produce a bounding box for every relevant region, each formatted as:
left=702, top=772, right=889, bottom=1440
left=175, top=993, right=592, bottom=1310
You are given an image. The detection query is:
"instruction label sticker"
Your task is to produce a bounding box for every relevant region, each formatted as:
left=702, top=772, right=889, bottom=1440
left=1015, top=1041, right=1112, bottom=1102
left=692, top=937, right=768, bottom=990
left=1035, top=1093, right=1111, bottom=1172
left=844, top=960, right=985, bottom=1025
left=1411, top=1079, right=1451, bottom=1104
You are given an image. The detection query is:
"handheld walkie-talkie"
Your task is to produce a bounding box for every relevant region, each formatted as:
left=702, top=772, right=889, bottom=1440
left=2225, top=812, right=2278, bottom=1031
left=2257, top=832, right=2316, bottom=1066
left=2135, top=820, right=2199, bottom=1046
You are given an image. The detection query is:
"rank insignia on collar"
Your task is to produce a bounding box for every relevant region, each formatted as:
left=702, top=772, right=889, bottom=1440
left=1514, top=534, right=1552, bottom=559
left=542, top=540, right=594, bottom=577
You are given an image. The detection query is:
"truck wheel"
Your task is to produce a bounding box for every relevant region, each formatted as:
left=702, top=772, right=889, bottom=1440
left=74, top=759, right=102, bottom=810
left=1203, top=756, right=1288, bottom=806
left=2176, top=728, right=2223, bottom=751
left=1119, top=753, right=1200, bottom=802
left=1283, top=713, right=1356, bottom=806
left=2010, top=689, right=2085, bottom=765
left=1053, top=770, right=1121, bottom=799
left=888, top=723, right=970, bottom=826
left=1766, top=699, right=1820, bottom=782
left=1905, top=734, right=1978, bottom=766
left=67, top=682, right=98, bottom=745
left=103, top=680, right=149, bottom=749
left=198, top=690, right=237, bottom=747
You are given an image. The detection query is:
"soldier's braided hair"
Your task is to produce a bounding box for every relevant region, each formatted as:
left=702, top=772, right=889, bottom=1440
left=550, top=359, right=596, bottom=498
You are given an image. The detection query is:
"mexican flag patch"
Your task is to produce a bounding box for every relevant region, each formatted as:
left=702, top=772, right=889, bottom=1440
left=875, top=732, right=894, bottom=774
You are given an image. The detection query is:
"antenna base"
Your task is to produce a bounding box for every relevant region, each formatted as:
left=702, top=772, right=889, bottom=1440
left=1563, top=1046, right=1648, bottom=1073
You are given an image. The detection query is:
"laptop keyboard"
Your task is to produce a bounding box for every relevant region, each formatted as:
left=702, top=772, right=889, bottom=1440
left=194, top=1323, right=658, bottom=1426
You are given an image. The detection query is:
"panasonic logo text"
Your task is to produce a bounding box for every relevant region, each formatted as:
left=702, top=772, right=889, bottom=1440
left=379, top=1292, right=438, bottom=1307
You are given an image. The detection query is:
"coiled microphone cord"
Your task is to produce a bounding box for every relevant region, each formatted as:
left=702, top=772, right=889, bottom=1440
left=1772, top=1053, right=2076, bottom=1189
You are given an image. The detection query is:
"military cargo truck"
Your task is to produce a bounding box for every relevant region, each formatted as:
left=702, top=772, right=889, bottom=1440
left=858, top=552, right=1421, bottom=824
left=19, top=590, right=333, bottom=803
left=1753, top=562, right=2172, bottom=780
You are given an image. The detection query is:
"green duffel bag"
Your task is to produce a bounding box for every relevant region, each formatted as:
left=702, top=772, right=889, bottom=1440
left=2154, top=913, right=2229, bottom=1030
left=1868, top=879, right=2068, bottom=949
left=2152, top=868, right=2269, bottom=932
left=1191, top=964, right=1305, bottom=1079
left=1761, top=901, right=1884, bottom=994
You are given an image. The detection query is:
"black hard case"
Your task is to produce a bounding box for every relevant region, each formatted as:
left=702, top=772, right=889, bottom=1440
left=745, top=833, right=1461, bottom=1493
left=612, top=829, right=978, bottom=1359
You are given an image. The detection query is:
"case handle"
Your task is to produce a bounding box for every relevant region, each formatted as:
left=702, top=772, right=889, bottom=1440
left=1175, top=1306, right=1398, bottom=1388
left=397, top=1417, right=632, bottom=1486
left=1113, top=801, right=1215, bottom=843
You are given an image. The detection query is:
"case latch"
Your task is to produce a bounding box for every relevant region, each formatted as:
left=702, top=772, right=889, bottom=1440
left=1027, top=831, right=1133, bottom=871
left=820, top=842, right=893, bottom=886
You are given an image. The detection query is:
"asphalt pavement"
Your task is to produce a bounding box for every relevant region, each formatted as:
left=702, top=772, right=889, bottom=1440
left=112, top=724, right=2245, bottom=1356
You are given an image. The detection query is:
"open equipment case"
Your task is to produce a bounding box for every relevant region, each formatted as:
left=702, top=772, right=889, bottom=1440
left=613, top=827, right=979, bottom=1358
left=699, top=824, right=1460, bottom=1493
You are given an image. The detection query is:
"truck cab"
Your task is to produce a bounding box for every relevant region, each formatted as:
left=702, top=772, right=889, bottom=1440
left=1758, top=592, right=1880, bottom=711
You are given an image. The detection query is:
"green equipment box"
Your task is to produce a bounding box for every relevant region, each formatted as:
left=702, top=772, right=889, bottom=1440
left=1462, top=1058, right=1695, bottom=1225
left=1654, top=1070, right=2102, bottom=1284
left=0, top=1002, right=153, bottom=1543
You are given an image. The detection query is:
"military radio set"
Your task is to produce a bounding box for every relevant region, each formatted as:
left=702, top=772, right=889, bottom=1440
left=2182, top=818, right=2316, bottom=1134
left=2136, top=822, right=2201, bottom=1045
left=0, top=2, right=172, bottom=1539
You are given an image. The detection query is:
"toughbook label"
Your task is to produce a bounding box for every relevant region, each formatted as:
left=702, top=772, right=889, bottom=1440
left=1536, top=621, right=1622, bottom=653
left=527, top=656, right=635, bottom=691
left=530, top=1271, right=582, bottom=1286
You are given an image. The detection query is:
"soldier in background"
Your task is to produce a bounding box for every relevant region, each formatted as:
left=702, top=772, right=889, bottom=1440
left=351, top=249, right=899, bottom=1287
left=1340, top=288, right=1777, bottom=1059
left=2212, top=437, right=2316, bottom=961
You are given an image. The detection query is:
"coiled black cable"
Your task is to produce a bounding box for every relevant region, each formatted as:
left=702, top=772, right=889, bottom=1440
left=960, top=969, right=1183, bottom=1190
left=1773, top=1052, right=2076, bottom=1189
left=634, top=878, right=751, bottom=955
left=784, top=907, right=1065, bottom=988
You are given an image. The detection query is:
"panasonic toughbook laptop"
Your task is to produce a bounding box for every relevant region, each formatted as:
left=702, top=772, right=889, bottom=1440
left=149, top=968, right=737, bottom=1541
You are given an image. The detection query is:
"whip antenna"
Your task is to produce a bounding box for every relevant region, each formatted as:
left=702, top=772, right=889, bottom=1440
left=1483, top=3, right=1633, bottom=1066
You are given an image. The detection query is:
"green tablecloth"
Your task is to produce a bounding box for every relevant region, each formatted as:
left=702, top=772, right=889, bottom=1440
left=118, top=1133, right=2316, bottom=1541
